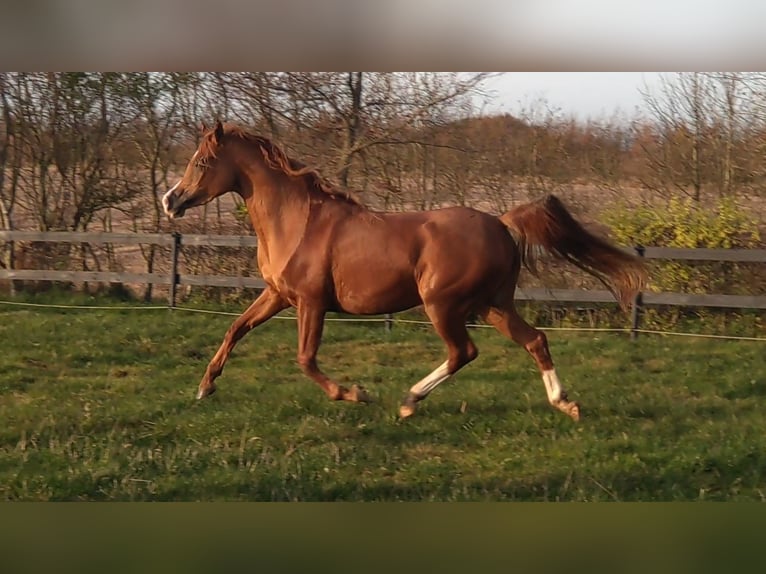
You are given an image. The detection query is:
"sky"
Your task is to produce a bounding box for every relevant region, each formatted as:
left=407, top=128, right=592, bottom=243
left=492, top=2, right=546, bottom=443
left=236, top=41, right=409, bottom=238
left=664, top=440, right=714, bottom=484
left=480, top=72, right=663, bottom=121
left=490, top=0, right=765, bottom=57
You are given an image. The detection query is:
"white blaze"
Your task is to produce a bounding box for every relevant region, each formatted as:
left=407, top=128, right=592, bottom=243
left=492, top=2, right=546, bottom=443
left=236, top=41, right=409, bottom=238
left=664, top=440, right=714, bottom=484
left=162, top=180, right=182, bottom=216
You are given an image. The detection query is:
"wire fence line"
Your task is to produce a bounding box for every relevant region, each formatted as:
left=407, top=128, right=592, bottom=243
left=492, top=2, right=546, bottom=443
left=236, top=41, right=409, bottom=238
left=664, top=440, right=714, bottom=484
left=1, top=298, right=764, bottom=343
left=0, top=299, right=170, bottom=311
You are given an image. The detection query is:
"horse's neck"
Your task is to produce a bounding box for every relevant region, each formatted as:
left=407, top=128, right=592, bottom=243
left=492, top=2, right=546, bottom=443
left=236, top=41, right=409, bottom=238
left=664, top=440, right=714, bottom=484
left=241, top=168, right=311, bottom=274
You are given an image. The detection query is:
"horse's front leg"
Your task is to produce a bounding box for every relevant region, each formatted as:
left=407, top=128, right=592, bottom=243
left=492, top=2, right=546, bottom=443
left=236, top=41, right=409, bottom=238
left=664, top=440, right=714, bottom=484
left=296, top=301, right=370, bottom=403
left=197, top=286, right=288, bottom=399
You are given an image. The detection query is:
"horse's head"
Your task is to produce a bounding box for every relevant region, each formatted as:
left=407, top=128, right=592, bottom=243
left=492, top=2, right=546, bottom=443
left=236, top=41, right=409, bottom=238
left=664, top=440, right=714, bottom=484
left=162, top=121, right=238, bottom=219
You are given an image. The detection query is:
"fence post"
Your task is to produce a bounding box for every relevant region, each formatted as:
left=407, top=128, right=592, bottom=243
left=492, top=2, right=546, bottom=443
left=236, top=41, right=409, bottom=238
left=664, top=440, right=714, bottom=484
left=630, top=245, right=645, bottom=340
left=168, top=232, right=181, bottom=308
left=8, top=239, right=16, bottom=297
left=385, top=313, right=393, bottom=333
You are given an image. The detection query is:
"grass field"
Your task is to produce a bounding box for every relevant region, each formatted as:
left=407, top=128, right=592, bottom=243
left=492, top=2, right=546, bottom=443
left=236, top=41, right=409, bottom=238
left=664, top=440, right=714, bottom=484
left=1, top=294, right=765, bottom=501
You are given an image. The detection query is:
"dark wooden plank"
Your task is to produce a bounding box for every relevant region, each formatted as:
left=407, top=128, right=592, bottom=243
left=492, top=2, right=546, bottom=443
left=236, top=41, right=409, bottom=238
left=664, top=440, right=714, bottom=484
left=179, top=235, right=258, bottom=247
left=515, top=288, right=617, bottom=304
left=643, top=292, right=766, bottom=309
left=508, top=288, right=766, bottom=309
left=3, top=268, right=764, bottom=308
left=177, top=274, right=266, bottom=289
left=0, top=269, right=171, bottom=284
left=0, top=231, right=175, bottom=246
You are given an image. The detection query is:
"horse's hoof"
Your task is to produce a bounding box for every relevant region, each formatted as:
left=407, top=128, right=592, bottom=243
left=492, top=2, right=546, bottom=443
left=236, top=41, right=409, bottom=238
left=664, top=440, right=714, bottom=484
left=348, top=384, right=372, bottom=403
left=568, top=402, right=581, bottom=422
left=399, top=394, right=419, bottom=419
left=558, top=400, right=580, bottom=421
left=196, top=384, right=216, bottom=400
left=552, top=399, right=580, bottom=421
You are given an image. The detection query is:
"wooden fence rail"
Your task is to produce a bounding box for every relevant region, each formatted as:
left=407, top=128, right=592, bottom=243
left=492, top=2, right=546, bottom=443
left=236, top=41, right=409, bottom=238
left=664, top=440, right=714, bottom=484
left=1, top=231, right=765, bottom=336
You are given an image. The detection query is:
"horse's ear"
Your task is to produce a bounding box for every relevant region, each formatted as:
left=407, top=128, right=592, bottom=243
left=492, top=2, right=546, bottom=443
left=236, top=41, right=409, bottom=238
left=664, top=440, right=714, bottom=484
left=213, top=120, right=224, bottom=144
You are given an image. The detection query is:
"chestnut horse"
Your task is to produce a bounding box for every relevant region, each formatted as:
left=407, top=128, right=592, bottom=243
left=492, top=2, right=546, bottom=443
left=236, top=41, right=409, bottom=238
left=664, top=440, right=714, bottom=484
left=163, top=122, right=647, bottom=420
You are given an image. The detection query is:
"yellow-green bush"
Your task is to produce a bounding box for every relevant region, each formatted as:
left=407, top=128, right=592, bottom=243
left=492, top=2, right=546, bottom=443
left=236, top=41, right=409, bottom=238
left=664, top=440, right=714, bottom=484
left=602, top=197, right=763, bottom=330
left=604, top=196, right=760, bottom=250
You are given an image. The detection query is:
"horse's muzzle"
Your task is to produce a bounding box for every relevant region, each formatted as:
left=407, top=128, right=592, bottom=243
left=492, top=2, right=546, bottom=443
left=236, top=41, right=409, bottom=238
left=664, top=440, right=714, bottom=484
left=162, top=189, right=187, bottom=219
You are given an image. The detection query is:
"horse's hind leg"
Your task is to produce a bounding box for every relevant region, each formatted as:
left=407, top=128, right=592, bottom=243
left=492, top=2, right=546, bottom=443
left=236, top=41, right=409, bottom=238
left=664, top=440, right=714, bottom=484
left=296, top=301, right=370, bottom=403
left=399, top=302, right=478, bottom=418
left=197, top=286, right=288, bottom=399
left=484, top=304, right=580, bottom=421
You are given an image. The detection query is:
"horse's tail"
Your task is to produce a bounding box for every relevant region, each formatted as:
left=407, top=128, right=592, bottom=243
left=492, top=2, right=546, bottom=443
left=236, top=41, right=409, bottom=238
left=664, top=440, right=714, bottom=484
left=499, top=194, right=648, bottom=310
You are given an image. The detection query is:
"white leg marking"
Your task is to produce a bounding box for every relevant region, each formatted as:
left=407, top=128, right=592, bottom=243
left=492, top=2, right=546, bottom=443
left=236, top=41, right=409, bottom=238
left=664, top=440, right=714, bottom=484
left=410, top=360, right=451, bottom=398
left=542, top=369, right=563, bottom=404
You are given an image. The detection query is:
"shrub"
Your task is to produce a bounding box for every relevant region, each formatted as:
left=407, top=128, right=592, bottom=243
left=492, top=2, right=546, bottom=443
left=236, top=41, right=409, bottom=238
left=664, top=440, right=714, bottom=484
left=602, top=197, right=763, bottom=330
left=604, top=196, right=760, bottom=250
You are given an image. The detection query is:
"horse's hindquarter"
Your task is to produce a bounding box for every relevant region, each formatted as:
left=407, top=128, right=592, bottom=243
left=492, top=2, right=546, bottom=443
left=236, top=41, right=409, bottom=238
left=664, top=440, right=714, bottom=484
left=412, top=208, right=517, bottom=304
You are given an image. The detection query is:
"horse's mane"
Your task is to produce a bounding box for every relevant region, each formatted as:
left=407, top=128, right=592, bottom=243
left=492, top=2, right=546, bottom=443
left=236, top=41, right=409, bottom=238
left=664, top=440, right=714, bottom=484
left=201, top=124, right=361, bottom=206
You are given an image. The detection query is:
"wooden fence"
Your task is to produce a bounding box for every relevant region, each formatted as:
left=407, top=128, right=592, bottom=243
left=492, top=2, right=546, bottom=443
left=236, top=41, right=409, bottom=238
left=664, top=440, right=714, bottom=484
left=0, top=231, right=265, bottom=305
left=1, top=231, right=765, bottom=336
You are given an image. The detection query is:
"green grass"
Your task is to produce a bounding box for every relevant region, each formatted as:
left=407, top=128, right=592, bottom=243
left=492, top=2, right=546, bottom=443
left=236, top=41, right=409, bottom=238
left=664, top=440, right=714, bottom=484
left=1, top=294, right=765, bottom=501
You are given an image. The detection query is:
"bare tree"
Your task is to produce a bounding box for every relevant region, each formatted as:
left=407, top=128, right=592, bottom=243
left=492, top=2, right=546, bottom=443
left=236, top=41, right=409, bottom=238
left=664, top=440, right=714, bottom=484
left=206, top=72, right=491, bottom=204
left=0, top=73, right=23, bottom=290
left=122, top=72, right=190, bottom=299
left=639, top=73, right=703, bottom=200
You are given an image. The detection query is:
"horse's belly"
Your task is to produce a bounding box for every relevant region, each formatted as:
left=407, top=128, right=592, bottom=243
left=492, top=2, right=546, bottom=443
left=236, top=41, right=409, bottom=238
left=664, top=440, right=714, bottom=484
left=333, top=270, right=421, bottom=315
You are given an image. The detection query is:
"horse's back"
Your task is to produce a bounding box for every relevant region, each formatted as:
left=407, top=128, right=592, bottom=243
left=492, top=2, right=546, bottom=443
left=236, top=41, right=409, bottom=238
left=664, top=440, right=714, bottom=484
left=377, top=205, right=507, bottom=239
